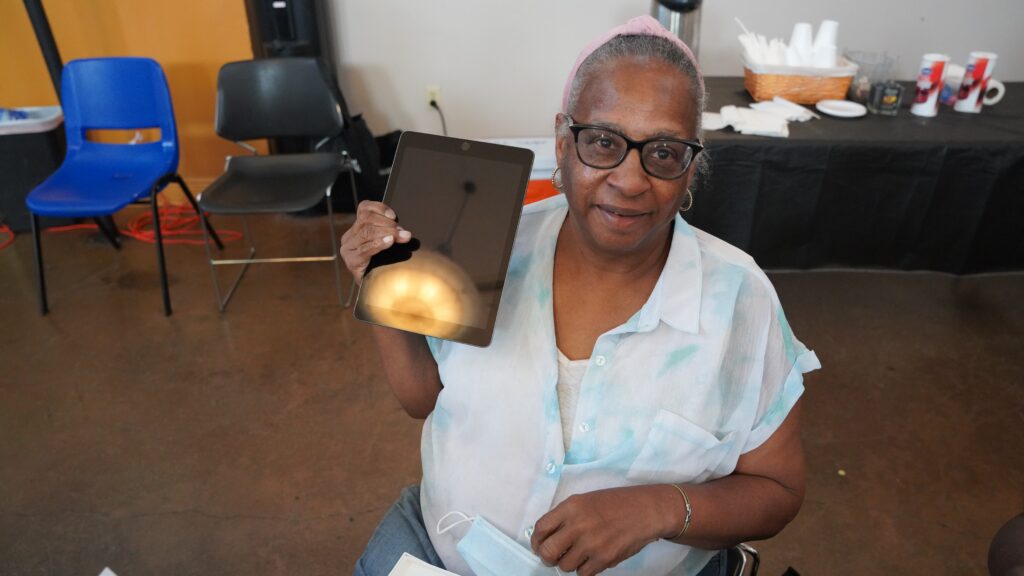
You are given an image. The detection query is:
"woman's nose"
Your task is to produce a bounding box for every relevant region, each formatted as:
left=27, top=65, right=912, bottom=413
left=607, top=149, right=650, bottom=196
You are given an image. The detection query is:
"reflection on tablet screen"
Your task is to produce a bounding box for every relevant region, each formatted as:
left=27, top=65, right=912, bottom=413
left=359, top=248, right=484, bottom=340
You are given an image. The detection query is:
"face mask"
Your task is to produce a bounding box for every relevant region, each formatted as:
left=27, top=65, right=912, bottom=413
left=437, top=512, right=570, bottom=576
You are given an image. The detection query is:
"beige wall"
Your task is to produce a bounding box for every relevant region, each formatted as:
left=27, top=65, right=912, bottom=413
left=327, top=0, right=1022, bottom=139
left=0, top=0, right=260, bottom=184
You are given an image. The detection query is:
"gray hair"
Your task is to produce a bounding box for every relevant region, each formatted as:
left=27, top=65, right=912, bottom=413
left=563, top=34, right=711, bottom=198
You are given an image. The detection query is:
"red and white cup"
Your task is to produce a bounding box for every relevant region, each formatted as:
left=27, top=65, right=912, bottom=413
left=911, top=53, right=950, bottom=117
left=955, top=52, right=1005, bottom=113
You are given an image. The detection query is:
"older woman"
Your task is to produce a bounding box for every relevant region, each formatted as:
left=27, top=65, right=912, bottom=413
left=344, top=16, right=819, bottom=576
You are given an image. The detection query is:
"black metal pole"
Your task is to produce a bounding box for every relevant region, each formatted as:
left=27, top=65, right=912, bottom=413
left=23, top=0, right=63, bottom=99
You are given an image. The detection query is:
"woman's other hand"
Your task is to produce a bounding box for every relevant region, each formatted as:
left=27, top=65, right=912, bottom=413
left=530, top=486, right=672, bottom=576
left=340, top=200, right=413, bottom=284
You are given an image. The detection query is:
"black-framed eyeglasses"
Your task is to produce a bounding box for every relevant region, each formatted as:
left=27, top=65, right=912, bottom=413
left=566, top=116, right=703, bottom=180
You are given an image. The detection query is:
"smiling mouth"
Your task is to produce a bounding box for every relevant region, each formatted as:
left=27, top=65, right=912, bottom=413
left=597, top=204, right=648, bottom=218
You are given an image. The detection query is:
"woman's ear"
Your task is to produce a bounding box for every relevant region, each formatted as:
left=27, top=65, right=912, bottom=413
left=554, top=113, right=571, bottom=168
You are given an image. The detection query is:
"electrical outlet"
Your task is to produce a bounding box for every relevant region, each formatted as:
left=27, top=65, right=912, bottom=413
left=426, top=85, right=442, bottom=106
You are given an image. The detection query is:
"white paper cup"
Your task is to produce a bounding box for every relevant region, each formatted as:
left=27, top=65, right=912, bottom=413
left=813, top=45, right=837, bottom=68
left=910, top=54, right=949, bottom=117
left=955, top=52, right=999, bottom=113
left=814, top=20, right=839, bottom=50
left=790, top=22, right=813, bottom=64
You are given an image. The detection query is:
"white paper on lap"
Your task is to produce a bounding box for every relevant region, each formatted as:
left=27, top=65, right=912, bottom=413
left=387, top=553, right=459, bottom=576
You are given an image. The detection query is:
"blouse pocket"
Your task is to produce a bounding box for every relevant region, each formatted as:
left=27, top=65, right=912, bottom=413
left=625, top=409, right=736, bottom=485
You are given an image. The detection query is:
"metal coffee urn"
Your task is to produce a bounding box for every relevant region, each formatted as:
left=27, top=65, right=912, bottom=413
left=651, top=0, right=704, bottom=59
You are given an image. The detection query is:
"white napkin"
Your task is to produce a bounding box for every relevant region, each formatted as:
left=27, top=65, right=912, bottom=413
left=749, top=97, right=820, bottom=122
left=719, top=105, right=790, bottom=138
left=702, top=112, right=728, bottom=131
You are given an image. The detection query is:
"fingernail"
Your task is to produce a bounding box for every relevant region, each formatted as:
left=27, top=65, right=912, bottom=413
left=398, top=230, right=412, bottom=240
left=385, top=209, right=396, bottom=219
left=382, top=235, right=394, bottom=244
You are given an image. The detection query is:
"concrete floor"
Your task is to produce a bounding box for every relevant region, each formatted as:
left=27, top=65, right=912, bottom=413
left=1, top=209, right=1022, bottom=576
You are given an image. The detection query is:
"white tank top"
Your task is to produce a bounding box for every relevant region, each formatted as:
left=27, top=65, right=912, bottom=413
left=556, top=349, right=590, bottom=449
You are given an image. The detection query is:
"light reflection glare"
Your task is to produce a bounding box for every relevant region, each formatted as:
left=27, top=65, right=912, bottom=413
left=359, top=249, right=483, bottom=339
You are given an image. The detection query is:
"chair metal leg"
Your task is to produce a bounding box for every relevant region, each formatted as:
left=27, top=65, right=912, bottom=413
left=737, top=543, right=758, bottom=576
left=30, top=214, right=49, bottom=315
left=103, top=215, right=119, bottom=234
left=93, top=216, right=121, bottom=249
left=174, top=174, right=224, bottom=250
left=326, top=185, right=346, bottom=308
left=347, top=161, right=360, bottom=213
left=219, top=216, right=257, bottom=311
left=101, top=214, right=122, bottom=243
left=199, top=211, right=225, bottom=311
left=201, top=213, right=255, bottom=312
left=151, top=189, right=172, bottom=316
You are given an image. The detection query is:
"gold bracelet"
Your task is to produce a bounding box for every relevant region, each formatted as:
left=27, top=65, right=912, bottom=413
left=669, top=484, right=692, bottom=540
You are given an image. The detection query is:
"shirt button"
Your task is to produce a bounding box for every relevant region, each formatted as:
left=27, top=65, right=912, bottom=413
left=525, top=526, right=534, bottom=538
left=545, top=461, right=556, bottom=474
left=594, top=355, right=606, bottom=367
left=579, top=422, right=591, bottom=433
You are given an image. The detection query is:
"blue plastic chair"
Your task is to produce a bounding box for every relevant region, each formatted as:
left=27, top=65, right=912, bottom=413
left=25, top=57, right=222, bottom=316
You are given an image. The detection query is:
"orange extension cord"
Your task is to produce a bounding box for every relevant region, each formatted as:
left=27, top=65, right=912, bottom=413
left=0, top=199, right=243, bottom=251
left=0, top=223, right=14, bottom=251
left=0, top=180, right=557, bottom=252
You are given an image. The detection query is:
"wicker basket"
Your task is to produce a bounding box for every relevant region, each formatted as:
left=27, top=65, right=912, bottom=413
left=742, top=55, right=858, bottom=104
left=744, top=67, right=853, bottom=104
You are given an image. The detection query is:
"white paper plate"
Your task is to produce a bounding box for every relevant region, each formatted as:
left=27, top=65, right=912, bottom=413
left=815, top=99, right=867, bottom=118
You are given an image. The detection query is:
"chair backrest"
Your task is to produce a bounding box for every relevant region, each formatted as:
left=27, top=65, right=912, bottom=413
left=61, top=57, right=178, bottom=165
left=215, top=58, right=343, bottom=142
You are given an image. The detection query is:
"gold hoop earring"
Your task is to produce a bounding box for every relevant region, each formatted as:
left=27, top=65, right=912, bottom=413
left=551, top=167, right=563, bottom=191
left=680, top=189, right=694, bottom=212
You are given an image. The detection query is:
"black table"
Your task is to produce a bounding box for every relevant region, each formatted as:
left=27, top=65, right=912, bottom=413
left=685, top=77, right=1024, bottom=273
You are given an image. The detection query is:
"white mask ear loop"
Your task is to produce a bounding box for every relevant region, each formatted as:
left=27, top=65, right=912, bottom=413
left=436, top=511, right=474, bottom=535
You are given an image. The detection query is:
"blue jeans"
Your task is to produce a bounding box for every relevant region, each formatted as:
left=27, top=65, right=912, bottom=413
left=354, top=485, right=445, bottom=576
left=354, top=485, right=724, bottom=576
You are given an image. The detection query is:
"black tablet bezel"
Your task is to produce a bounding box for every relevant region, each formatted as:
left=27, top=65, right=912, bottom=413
left=352, top=131, right=534, bottom=347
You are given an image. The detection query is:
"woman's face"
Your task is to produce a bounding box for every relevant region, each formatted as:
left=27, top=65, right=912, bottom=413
left=556, top=56, right=697, bottom=257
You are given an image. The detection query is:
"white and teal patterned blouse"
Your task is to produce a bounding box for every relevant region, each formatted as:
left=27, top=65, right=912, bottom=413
left=422, top=194, right=820, bottom=576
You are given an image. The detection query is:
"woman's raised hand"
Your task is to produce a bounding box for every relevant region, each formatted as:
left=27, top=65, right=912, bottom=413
left=340, top=200, right=413, bottom=285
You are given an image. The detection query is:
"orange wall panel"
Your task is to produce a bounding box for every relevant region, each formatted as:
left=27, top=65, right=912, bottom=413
left=0, top=0, right=263, bottom=183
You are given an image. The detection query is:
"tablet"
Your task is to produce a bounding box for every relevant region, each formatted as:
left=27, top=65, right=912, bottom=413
left=353, top=131, right=534, bottom=347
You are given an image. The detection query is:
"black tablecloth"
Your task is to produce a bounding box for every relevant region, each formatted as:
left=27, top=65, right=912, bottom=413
left=684, top=77, right=1024, bottom=273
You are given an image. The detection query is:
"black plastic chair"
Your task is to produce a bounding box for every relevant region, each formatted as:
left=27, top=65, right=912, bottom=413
left=198, top=57, right=358, bottom=311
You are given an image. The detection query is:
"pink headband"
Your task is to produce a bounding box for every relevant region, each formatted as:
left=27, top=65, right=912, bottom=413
left=561, top=15, right=704, bottom=113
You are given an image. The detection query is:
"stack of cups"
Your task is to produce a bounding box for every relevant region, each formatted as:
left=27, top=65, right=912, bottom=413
left=788, top=23, right=813, bottom=65
left=910, top=53, right=950, bottom=117
left=813, top=20, right=838, bottom=68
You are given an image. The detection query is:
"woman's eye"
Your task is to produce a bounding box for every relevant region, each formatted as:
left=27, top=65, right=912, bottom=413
left=587, top=133, right=616, bottom=148
left=649, top=145, right=679, bottom=161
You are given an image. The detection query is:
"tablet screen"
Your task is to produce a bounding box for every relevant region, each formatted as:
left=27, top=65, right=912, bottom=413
left=353, top=132, right=534, bottom=347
